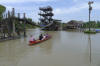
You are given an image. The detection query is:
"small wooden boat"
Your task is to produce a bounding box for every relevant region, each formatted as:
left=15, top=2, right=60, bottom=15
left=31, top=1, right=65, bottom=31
left=29, top=35, right=51, bottom=46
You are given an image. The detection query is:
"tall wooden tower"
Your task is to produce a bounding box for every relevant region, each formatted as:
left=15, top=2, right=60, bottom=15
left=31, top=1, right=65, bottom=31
left=39, top=6, right=54, bottom=26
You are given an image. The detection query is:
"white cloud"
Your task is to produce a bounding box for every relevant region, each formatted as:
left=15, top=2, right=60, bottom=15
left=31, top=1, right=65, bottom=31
left=93, top=2, right=100, bottom=10
left=6, top=6, right=12, bottom=11
left=1, top=0, right=100, bottom=22
left=53, top=3, right=88, bottom=15
left=73, top=0, right=78, bottom=2
left=0, top=0, right=53, bottom=3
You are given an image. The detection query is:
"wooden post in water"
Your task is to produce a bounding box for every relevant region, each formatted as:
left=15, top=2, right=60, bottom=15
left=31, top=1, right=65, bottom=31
left=17, top=13, right=21, bottom=36
left=7, top=11, right=10, bottom=37
left=23, top=13, right=26, bottom=37
left=12, top=8, right=16, bottom=38
left=8, top=11, right=12, bottom=37
left=1, top=14, right=4, bottom=38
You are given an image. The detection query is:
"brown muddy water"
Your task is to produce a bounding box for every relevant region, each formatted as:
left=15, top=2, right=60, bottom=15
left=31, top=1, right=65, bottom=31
left=0, top=28, right=100, bottom=66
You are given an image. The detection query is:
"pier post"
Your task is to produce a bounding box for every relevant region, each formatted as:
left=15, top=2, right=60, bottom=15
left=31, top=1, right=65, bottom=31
left=12, top=8, right=16, bottom=38
left=23, top=13, right=26, bottom=37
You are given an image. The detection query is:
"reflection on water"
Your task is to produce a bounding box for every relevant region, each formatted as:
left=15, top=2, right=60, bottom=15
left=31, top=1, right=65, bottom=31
left=0, top=28, right=100, bottom=66
left=88, top=34, right=92, bottom=63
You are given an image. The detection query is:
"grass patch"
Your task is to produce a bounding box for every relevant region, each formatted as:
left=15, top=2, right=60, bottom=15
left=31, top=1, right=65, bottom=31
left=25, top=24, right=39, bottom=29
left=84, top=30, right=96, bottom=34
left=95, top=27, right=100, bottom=29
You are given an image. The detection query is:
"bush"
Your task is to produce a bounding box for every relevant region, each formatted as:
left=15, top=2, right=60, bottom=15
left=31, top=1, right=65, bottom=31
left=84, top=30, right=96, bottom=34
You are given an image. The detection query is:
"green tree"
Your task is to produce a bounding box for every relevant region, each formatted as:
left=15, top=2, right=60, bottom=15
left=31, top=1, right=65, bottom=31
left=27, top=18, right=32, bottom=22
left=96, top=21, right=100, bottom=27
left=83, top=21, right=96, bottom=28
left=0, top=5, right=6, bottom=20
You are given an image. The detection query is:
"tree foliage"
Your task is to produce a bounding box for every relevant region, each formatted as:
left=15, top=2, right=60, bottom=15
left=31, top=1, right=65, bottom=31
left=83, top=21, right=100, bottom=28
left=0, top=5, right=6, bottom=20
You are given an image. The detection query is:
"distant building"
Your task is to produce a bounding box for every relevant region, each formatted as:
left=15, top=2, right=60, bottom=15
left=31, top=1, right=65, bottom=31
left=65, top=20, right=83, bottom=29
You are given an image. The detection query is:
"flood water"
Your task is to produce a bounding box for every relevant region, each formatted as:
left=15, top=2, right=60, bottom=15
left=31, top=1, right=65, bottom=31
left=0, top=28, right=100, bottom=66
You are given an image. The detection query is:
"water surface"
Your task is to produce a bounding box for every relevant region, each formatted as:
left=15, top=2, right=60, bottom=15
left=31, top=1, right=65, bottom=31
left=0, top=28, right=100, bottom=66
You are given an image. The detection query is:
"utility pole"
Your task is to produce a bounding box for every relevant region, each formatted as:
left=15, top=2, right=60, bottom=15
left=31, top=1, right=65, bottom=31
left=88, top=1, right=94, bottom=31
left=88, top=1, right=94, bottom=64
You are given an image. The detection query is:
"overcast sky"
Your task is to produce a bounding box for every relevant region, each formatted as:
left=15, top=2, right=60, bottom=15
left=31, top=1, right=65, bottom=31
left=0, top=0, right=100, bottom=22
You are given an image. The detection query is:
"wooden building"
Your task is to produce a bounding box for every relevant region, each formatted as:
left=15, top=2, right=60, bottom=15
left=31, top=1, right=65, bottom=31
left=65, top=20, right=83, bottom=29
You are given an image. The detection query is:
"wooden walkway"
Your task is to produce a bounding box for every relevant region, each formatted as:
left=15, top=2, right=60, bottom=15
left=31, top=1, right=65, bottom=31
left=0, top=36, right=20, bottom=42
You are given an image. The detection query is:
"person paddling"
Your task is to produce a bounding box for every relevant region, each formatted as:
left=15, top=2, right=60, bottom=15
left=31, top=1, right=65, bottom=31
left=39, top=34, right=43, bottom=40
left=42, top=34, right=46, bottom=40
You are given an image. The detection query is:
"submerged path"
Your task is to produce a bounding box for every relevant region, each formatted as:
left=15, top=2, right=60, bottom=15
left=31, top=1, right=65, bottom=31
left=0, top=28, right=100, bottom=66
